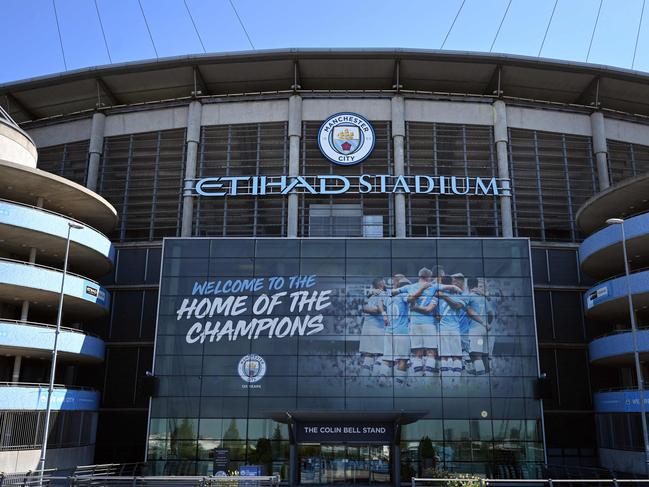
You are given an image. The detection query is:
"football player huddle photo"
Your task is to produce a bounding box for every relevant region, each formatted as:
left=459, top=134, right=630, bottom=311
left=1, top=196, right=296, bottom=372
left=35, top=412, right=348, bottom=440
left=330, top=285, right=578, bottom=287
left=356, top=265, right=497, bottom=387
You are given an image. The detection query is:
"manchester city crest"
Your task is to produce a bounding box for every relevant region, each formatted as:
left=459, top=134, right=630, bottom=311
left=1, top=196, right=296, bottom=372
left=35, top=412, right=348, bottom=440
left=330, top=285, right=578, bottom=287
left=318, top=112, right=375, bottom=166
left=237, top=354, right=267, bottom=383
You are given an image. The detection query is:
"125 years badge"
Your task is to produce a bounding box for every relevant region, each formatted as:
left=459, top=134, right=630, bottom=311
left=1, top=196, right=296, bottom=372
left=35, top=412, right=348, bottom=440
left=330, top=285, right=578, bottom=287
left=318, top=112, right=375, bottom=166
left=238, top=354, right=266, bottom=384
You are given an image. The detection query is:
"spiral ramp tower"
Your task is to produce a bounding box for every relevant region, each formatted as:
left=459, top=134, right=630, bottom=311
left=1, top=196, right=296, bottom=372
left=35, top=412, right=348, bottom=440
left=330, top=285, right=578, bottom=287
left=0, top=107, right=116, bottom=472
left=578, top=174, right=649, bottom=476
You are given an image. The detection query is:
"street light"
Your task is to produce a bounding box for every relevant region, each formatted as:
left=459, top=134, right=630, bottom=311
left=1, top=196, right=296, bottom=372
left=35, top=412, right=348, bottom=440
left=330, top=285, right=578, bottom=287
left=606, top=217, right=649, bottom=474
left=38, top=222, right=84, bottom=475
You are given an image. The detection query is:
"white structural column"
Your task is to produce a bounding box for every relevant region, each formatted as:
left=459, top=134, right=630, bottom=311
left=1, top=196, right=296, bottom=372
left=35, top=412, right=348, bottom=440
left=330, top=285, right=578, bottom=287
left=287, top=95, right=302, bottom=238
left=14, top=197, right=42, bottom=382
left=181, top=101, right=203, bottom=237
left=591, top=111, right=611, bottom=190
left=86, top=112, right=106, bottom=192
left=392, top=95, right=407, bottom=238
left=493, top=100, right=513, bottom=238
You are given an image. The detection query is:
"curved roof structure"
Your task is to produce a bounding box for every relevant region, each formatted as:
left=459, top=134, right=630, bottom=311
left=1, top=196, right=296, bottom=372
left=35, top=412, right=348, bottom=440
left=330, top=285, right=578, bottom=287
left=2, top=48, right=649, bottom=123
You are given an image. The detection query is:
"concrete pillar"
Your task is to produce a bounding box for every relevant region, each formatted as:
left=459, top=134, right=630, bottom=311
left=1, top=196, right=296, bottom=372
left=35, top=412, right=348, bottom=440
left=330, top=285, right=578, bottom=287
left=19, top=246, right=38, bottom=322
left=493, top=100, right=514, bottom=238
left=86, top=112, right=106, bottom=192
left=392, top=443, right=401, bottom=487
left=11, top=356, right=21, bottom=382
left=288, top=443, right=297, bottom=487
left=392, top=96, right=407, bottom=238
left=591, top=111, right=611, bottom=190
left=287, top=95, right=302, bottom=238
left=181, top=101, right=203, bottom=237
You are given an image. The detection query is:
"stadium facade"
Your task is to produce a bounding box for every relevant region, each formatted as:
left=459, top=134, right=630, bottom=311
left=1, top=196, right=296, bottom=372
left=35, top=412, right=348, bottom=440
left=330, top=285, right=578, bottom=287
left=1, top=49, right=649, bottom=480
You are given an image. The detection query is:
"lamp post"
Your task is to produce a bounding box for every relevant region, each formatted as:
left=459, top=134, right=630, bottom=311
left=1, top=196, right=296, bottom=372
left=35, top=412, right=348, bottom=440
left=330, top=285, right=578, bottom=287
left=38, top=222, right=84, bottom=474
left=606, top=217, right=649, bottom=474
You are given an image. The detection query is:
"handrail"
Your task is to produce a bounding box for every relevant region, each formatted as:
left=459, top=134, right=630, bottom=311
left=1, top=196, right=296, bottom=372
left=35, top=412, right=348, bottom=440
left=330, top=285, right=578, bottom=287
left=597, top=385, right=649, bottom=393
left=587, top=265, right=649, bottom=289
left=0, top=105, right=35, bottom=144
left=0, top=256, right=103, bottom=287
left=0, top=318, right=101, bottom=338
left=412, top=479, right=649, bottom=485
left=0, top=197, right=109, bottom=240
left=0, top=382, right=96, bottom=391
left=592, top=326, right=649, bottom=340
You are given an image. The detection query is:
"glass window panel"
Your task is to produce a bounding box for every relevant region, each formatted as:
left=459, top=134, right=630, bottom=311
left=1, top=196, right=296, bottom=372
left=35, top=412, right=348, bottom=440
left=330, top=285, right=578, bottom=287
left=547, top=249, right=579, bottom=285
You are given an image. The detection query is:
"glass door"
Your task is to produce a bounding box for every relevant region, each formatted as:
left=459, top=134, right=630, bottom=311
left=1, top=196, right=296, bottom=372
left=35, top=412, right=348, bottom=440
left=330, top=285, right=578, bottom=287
left=298, top=444, right=391, bottom=485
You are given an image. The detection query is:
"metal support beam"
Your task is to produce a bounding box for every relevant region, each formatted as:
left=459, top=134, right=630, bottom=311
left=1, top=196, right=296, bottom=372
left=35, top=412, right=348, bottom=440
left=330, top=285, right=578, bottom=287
left=493, top=100, right=513, bottom=237
left=591, top=111, right=610, bottom=190
left=287, top=95, right=302, bottom=237
left=291, top=61, right=302, bottom=90
left=4, top=93, right=37, bottom=121
left=392, top=95, right=406, bottom=238
left=484, top=65, right=503, bottom=97
left=574, top=76, right=601, bottom=107
left=86, top=112, right=106, bottom=192
left=181, top=101, right=203, bottom=237
left=392, top=60, right=402, bottom=91
left=192, top=66, right=209, bottom=96
left=96, top=77, right=120, bottom=107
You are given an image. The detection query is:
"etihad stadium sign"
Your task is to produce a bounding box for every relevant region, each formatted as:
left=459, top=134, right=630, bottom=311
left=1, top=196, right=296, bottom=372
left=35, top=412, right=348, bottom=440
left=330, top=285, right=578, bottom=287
left=192, top=174, right=511, bottom=197
left=189, top=112, right=510, bottom=198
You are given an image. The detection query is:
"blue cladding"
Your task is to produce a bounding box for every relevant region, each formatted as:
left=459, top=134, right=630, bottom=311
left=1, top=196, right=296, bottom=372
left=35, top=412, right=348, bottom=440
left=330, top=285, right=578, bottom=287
left=0, top=260, right=110, bottom=310
left=594, top=390, right=649, bottom=413
left=584, top=270, right=649, bottom=312
left=0, top=321, right=104, bottom=360
left=0, top=200, right=114, bottom=264
left=580, top=212, right=649, bottom=264
left=0, top=386, right=100, bottom=411
left=589, top=329, right=649, bottom=362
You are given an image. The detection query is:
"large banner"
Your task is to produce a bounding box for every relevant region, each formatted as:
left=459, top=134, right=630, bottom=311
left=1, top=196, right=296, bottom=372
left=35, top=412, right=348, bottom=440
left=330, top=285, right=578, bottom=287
left=153, top=238, right=538, bottom=400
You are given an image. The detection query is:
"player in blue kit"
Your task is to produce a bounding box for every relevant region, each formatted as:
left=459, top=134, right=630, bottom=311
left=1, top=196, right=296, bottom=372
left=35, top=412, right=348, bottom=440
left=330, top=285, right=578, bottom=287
left=381, top=275, right=413, bottom=386
left=465, top=277, right=493, bottom=375
left=394, top=267, right=461, bottom=376
left=436, top=278, right=469, bottom=376
left=360, top=278, right=389, bottom=377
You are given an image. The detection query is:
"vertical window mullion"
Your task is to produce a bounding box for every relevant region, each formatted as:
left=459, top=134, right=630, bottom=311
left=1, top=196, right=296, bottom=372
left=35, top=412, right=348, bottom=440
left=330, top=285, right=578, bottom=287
left=560, top=135, right=575, bottom=242
left=120, top=135, right=134, bottom=242
left=433, top=124, right=440, bottom=237
left=532, top=131, right=546, bottom=241
left=149, top=132, right=162, bottom=241
left=462, top=125, right=471, bottom=236
left=253, top=124, right=261, bottom=237
left=223, top=126, right=232, bottom=236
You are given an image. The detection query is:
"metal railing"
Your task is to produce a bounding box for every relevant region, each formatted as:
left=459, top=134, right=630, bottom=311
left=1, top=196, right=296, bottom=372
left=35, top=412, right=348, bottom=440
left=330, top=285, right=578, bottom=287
left=0, top=198, right=109, bottom=240
left=67, top=476, right=280, bottom=487
left=412, top=479, right=649, bottom=486
left=0, top=106, right=34, bottom=144
left=0, top=472, right=280, bottom=487
left=0, top=257, right=103, bottom=287
left=0, top=318, right=100, bottom=338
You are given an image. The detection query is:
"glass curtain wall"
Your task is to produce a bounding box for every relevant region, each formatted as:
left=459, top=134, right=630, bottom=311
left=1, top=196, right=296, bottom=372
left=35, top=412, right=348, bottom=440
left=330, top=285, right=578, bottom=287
left=149, top=238, right=542, bottom=477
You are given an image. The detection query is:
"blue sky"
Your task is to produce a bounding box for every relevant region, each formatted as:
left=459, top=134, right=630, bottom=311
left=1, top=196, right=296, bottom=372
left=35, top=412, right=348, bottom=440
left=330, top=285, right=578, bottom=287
left=1, top=0, right=648, bottom=84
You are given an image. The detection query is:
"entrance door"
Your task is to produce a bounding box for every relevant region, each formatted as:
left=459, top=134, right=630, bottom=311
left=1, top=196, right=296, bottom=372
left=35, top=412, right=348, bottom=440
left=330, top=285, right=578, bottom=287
left=298, top=444, right=391, bottom=485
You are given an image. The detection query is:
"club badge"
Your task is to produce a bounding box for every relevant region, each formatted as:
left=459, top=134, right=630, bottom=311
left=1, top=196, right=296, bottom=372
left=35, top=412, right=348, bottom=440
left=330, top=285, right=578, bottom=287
left=237, top=354, right=267, bottom=383
left=317, top=112, right=375, bottom=166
